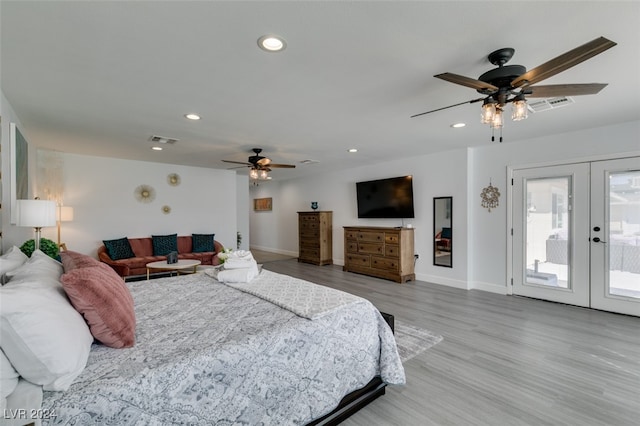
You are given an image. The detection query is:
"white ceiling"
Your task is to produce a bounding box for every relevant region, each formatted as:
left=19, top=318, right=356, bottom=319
left=2, top=1, right=639, bottom=181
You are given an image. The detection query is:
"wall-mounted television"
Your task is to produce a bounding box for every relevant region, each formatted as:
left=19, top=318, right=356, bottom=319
left=356, top=176, right=415, bottom=219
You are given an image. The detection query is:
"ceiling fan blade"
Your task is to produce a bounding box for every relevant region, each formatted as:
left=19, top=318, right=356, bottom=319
left=268, top=164, right=296, bottom=168
left=435, top=73, right=499, bottom=93
left=410, top=97, right=485, bottom=118
left=511, top=37, right=616, bottom=88
left=222, top=160, right=252, bottom=166
left=526, top=83, right=608, bottom=98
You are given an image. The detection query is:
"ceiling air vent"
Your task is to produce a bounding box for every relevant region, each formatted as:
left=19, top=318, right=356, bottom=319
left=149, top=135, right=179, bottom=144
left=527, top=97, right=575, bottom=113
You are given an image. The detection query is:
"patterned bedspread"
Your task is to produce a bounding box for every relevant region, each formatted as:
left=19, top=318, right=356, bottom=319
left=42, top=271, right=405, bottom=425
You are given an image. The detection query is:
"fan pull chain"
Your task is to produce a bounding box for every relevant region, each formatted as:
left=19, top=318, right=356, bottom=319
left=490, top=127, right=504, bottom=143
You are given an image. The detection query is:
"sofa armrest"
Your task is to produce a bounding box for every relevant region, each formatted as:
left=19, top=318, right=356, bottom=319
left=97, top=246, right=130, bottom=277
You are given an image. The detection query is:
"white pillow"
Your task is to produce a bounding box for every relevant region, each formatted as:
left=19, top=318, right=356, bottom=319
left=0, top=246, right=28, bottom=282
left=1, top=349, right=19, bottom=409
left=0, top=281, right=93, bottom=391
left=5, top=250, right=63, bottom=285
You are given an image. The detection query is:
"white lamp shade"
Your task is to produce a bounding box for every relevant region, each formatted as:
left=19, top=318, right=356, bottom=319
left=57, top=206, right=74, bottom=222
left=16, top=200, right=57, bottom=227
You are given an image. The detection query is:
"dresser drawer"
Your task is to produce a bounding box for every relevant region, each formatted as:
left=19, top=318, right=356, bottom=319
left=345, top=253, right=370, bottom=267
left=299, top=247, right=320, bottom=260
left=358, top=242, right=384, bottom=255
left=384, top=244, right=399, bottom=257
left=300, top=238, right=320, bottom=248
left=357, top=231, right=384, bottom=242
left=385, top=233, right=400, bottom=244
left=299, top=214, right=319, bottom=223
left=371, top=256, right=399, bottom=271
left=300, top=229, right=319, bottom=239
left=346, top=241, right=359, bottom=253
left=345, top=230, right=359, bottom=240
left=300, top=221, right=319, bottom=231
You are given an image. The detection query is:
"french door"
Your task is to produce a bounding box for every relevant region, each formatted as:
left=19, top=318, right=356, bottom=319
left=512, top=157, right=640, bottom=316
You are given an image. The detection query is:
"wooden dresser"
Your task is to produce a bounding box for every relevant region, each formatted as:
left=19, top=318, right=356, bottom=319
left=298, top=211, right=333, bottom=266
left=343, top=226, right=415, bottom=283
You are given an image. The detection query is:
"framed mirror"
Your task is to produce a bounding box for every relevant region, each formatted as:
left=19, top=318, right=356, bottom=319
left=433, top=197, right=452, bottom=267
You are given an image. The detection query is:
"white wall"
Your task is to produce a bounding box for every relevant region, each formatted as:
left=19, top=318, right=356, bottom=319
left=39, top=153, right=240, bottom=256
left=249, top=148, right=471, bottom=289
left=236, top=174, right=249, bottom=250
left=469, top=120, right=640, bottom=293
left=1, top=91, right=33, bottom=251
left=249, top=120, right=639, bottom=293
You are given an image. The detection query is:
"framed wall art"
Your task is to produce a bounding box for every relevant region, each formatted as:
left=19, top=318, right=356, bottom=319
left=253, top=197, right=272, bottom=211
left=10, top=122, right=29, bottom=224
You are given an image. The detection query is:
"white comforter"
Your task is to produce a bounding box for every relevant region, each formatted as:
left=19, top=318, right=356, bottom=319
left=41, top=270, right=405, bottom=425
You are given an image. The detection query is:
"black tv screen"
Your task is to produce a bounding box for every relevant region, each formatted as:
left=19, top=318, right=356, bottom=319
left=356, top=176, right=415, bottom=219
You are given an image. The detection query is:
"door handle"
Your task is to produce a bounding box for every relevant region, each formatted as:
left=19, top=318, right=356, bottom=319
left=592, top=237, right=607, bottom=243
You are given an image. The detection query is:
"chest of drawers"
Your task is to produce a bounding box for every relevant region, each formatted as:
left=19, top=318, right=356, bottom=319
left=343, top=226, right=415, bottom=283
left=298, top=211, right=333, bottom=266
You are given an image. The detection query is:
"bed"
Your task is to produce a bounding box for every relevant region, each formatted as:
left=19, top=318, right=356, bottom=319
left=1, top=249, right=405, bottom=426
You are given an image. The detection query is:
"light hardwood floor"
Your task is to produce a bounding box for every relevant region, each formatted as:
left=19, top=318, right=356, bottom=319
left=261, top=258, right=640, bottom=426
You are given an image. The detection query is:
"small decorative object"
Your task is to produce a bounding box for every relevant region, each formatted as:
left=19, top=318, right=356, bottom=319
left=481, top=180, right=500, bottom=212
left=237, top=231, right=242, bottom=249
left=167, top=173, right=181, bottom=186
left=217, top=248, right=233, bottom=263
left=134, top=184, right=156, bottom=203
left=20, top=238, right=59, bottom=259
left=166, top=251, right=178, bottom=264
left=254, top=197, right=272, bottom=211
left=161, top=205, right=171, bottom=214
left=311, top=201, right=318, bottom=211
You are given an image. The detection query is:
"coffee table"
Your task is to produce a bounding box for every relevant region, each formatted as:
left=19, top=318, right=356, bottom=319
left=146, top=259, right=201, bottom=280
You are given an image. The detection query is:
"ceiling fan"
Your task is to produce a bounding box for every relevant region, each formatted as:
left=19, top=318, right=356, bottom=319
left=411, top=36, right=617, bottom=141
left=222, top=148, right=295, bottom=179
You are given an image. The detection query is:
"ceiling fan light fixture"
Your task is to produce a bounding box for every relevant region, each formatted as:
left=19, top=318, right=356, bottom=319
left=511, top=95, right=528, bottom=121
left=259, top=169, right=268, bottom=180
left=481, top=97, right=497, bottom=124
left=490, top=107, right=504, bottom=129
left=249, top=168, right=259, bottom=179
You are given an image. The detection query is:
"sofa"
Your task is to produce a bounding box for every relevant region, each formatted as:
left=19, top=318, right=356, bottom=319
left=98, top=235, right=224, bottom=279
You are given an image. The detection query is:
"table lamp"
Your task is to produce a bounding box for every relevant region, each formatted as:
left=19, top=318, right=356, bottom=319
left=16, top=199, right=57, bottom=251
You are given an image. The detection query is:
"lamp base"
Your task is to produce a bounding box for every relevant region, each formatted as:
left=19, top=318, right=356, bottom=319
left=34, top=227, right=43, bottom=251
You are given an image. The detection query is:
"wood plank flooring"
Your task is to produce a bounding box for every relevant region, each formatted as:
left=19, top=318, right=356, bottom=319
left=261, top=258, right=640, bottom=426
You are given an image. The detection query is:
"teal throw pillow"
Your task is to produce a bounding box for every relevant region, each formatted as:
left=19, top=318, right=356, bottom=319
left=192, top=233, right=215, bottom=253
left=152, top=234, right=178, bottom=256
left=103, top=238, right=135, bottom=260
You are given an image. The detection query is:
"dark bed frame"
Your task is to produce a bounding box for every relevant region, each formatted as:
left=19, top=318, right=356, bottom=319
left=307, top=312, right=395, bottom=426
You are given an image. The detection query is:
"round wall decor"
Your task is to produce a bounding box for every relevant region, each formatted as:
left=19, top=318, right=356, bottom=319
left=481, top=181, right=500, bottom=212
left=134, top=184, right=156, bottom=203
left=167, top=173, right=181, bottom=186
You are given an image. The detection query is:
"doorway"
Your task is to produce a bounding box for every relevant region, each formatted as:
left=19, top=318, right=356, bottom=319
left=512, top=157, right=640, bottom=316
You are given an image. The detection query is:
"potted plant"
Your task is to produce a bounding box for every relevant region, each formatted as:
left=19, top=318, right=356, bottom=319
left=20, top=238, right=59, bottom=259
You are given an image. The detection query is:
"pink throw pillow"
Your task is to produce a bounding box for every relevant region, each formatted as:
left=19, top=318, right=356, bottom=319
left=60, top=263, right=136, bottom=348
left=60, top=250, right=101, bottom=271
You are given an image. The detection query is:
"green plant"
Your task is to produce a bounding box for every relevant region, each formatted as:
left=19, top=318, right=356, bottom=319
left=20, top=238, right=59, bottom=259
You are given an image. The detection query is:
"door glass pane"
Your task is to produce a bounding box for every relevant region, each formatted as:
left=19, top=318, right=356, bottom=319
left=608, top=170, right=640, bottom=299
left=525, top=177, right=570, bottom=289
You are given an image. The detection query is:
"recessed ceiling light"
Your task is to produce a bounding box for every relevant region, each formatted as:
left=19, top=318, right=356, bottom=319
left=258, top=35, right=287, bottom=52
left=348, top=148, right=358, bottom=153
left=151, top=146, right=163, bottom=151
left=185, top=113, right=201, bottom=120
left=451, top=123, right=466, bottom=128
